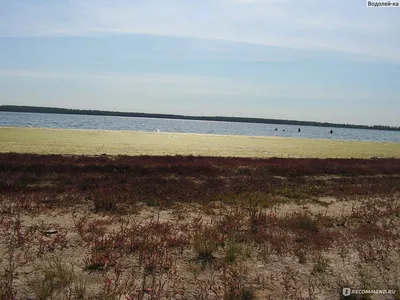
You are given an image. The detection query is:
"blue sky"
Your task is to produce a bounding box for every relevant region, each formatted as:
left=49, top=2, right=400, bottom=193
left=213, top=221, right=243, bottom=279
left=0, top=0, right=399, bottom=126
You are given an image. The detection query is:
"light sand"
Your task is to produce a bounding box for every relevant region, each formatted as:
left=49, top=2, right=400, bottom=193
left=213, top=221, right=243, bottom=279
left=1, top=127, right=399, bottom=158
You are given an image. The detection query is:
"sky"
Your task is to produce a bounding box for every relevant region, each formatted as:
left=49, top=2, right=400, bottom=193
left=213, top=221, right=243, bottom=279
left=0, top=0, right=399, bottom=126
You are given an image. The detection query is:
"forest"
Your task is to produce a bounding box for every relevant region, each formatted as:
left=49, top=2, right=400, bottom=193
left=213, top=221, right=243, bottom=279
left=1, top=105, right=400, bottom=131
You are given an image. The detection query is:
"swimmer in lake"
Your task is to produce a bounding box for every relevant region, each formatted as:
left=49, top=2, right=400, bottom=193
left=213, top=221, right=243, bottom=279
left=330, top=129, right=333, bottom=134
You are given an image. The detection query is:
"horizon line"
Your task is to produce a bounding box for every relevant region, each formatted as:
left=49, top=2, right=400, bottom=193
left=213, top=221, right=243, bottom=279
left=1, top=105, right=399, bottom=130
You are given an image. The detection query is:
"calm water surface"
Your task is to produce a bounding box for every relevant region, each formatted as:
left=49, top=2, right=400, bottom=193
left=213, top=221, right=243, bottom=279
left=1, top=112, right=399, bottom=143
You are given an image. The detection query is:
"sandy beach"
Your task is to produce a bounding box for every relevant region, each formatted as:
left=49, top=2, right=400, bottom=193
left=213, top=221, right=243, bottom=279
left=1, top=153, right=400, bottom=299
left=1, top=127, right=399, bottom=158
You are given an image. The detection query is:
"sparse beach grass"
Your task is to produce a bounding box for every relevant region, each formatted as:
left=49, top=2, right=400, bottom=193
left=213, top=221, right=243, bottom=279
left=1, top=127, right=400, bottom=158
left=1, top=153, right=400, bottom=299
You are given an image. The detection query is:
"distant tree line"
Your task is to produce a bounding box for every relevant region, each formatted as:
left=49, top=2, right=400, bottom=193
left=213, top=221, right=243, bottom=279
left=1, top=105, right=400, bottom=132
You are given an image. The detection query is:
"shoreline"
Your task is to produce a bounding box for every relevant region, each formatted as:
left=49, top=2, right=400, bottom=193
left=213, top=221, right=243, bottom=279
left=1, top=126, right=400, bottom=158
left=2, top=105, right=400, bottom=132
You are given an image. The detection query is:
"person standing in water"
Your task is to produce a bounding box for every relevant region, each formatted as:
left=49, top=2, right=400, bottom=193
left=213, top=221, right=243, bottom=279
left=330, top=129, right=333, bottom=134
left=298, top=128, right=301, bottom=132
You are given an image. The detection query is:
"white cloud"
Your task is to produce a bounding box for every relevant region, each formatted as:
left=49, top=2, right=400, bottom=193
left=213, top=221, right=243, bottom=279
left=0, top=0, right=399, bottom=61
left=1, top=68, right=398, bottom=125
left=0, top=69, right=381, bottom=102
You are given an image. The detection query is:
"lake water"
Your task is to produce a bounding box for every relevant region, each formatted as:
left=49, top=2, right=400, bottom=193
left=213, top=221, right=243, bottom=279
left=1, top=111, right=399, bottom=143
